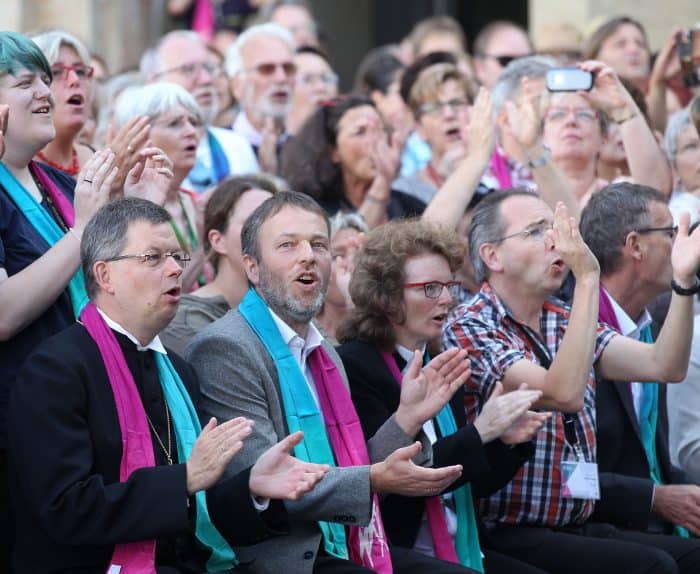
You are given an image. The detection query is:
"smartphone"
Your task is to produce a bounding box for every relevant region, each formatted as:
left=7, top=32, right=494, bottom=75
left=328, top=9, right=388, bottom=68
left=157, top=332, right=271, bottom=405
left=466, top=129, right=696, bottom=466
left=676, top=29, right=700, bottom=88
left=546, top=68, right=594, bottom=92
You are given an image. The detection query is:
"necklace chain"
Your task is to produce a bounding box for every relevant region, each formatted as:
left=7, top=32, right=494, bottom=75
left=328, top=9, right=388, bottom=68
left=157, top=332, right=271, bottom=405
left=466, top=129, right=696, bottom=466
left=145, top=401, right=173, bottom=465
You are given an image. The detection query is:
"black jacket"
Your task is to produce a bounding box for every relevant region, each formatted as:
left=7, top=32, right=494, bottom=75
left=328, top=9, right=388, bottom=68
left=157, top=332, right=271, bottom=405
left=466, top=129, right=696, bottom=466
left=8, top=323, right=284, bottom=573
left=337, top=338, right=534, bottom=549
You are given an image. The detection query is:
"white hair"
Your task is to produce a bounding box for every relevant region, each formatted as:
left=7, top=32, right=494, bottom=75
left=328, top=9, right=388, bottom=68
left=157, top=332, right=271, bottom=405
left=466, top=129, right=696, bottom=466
left=139, top=30, right=203, bottom=80
left=113, top=81, right=203, bottom=130
left=490, top=55, right=556, bottom=115
left=225, top=23, right=295, bottom=77
left=32, top=29, right=91, bottom=66
left=664, top=107, right=692, bottom=166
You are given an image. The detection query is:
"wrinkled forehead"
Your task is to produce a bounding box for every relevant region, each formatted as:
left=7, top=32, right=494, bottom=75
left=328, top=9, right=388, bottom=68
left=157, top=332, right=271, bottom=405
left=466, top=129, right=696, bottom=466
left=500, top=195, right=553, bottom=229
left=159, top=36, right=207, bottom=67
left=123, top=220, right=179, bottom=251
left=548, top=92, right=593, bottom=110
left=242, top=35, right=294, bottom=65
left=262, top=205, right=330, bottom=238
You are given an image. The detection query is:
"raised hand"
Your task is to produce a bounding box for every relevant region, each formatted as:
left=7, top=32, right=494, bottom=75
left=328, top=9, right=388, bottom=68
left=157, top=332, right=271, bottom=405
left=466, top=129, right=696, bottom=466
left=466, top=86, right=497, bottom=161
left=0, top=104, right=8, bottom=160
left=650, top=29, right=683, bottom=88
left=505, top=77, right=544, bottom=152
left=258, top=115, right=284, bottom=174
left=551, top=201, right=599, bottom=280
left=123, top=146, right=174, bottom=205
left=671, top=211, right=700, bottom=288
left=249, top=431, right=330, bottom=500
left=73, top=149, right=118, bottom=233
left=106, top=115, right=151, bottom=194
left=473, top=382, right=542, bottom=443
left=578, top=60, right=636, bottom=119
left=395, top=348, right=471, bottom=437
left=370, top=441, right=462, bottom=497
left=186, top=417, right=254, bottom=495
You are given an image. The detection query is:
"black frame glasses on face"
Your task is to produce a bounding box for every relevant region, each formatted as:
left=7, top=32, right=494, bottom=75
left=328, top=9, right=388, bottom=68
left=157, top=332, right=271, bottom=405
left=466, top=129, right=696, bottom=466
left=247, top=62, right=297, bottom=77
left=404, top=280, right=461, bottom=299
left=105, top=252, right=192, bottom=268
left=633, top=225, right=678, bottom=239
left=50, top=64, right=94, bottom=81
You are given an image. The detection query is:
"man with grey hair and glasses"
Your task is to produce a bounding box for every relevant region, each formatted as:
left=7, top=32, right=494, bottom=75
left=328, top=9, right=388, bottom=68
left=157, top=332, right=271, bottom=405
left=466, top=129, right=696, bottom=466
left=577, top=182, right=700, bottom=572
left=479, top=56, right=581, bottom=218
left=6, top=197, right=328, bottom=573
left=226, top=23, right=297, bottom=174
left=444, top=188, right=700, bottom=573
left=141, top=30, right=259, bottom=193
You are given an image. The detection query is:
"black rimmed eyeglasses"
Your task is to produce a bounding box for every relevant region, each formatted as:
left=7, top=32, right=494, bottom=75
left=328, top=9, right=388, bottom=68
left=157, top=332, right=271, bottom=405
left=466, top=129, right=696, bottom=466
left=633, top=225, right=678, bottom=239
left=104, top=252, right=192, bottom=268
left=404, top=281, right=461, bottom=299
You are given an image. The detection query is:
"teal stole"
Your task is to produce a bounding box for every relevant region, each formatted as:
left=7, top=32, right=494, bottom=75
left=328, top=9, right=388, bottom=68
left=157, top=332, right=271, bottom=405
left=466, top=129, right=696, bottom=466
left=598, top=289, right=688, bottom=538
left=238, top=289, right=349, bottom=559
left=383, top=350, right=484, bottom=572
left=80, top=303, right=236, bottom=571
left=0, top=160, right=88, bottom=317
left=155, top=353, right=238, bottom=569
left=638, top=326, right=689, bottom=538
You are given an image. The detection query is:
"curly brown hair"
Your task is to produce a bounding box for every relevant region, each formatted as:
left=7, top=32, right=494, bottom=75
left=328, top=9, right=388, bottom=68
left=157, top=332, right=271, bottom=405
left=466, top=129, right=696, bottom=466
left=337, top=218, right=464, bottom=350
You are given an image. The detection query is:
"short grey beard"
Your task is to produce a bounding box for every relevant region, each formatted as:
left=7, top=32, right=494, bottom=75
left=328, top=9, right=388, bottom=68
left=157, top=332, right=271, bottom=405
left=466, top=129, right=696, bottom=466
left=257, top=265, right=327, bottom=327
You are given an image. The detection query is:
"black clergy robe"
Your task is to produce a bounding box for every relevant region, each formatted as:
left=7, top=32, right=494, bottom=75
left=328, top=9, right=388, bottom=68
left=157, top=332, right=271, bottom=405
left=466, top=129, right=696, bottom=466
left=7, top=322, right=284, bottom=573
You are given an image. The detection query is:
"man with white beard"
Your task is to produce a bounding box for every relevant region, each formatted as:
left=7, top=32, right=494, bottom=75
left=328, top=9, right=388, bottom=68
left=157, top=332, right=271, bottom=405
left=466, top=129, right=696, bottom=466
left=227, top=23, right=296, bottom=174
left=140, top=31, right=259, bottom=193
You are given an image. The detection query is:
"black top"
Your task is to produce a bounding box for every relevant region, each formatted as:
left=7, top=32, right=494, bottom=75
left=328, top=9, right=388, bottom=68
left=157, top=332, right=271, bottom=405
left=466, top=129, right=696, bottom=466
left=0, top=164, right=76, bottom=447
left=319, top=188, right=426, bottom=221
left=8, top=323, right=285, bottom=573
left=337, top=338, right=534, bottom=548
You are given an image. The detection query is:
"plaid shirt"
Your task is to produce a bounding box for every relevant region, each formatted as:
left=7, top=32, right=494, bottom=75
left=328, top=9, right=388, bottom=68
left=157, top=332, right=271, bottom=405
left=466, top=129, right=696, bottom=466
left=443, top=283, right=617, bottom=528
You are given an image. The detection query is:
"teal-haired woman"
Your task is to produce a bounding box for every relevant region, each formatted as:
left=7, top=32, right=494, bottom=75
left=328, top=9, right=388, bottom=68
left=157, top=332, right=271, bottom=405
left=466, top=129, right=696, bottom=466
left=0, top=31, right=115, bottom=568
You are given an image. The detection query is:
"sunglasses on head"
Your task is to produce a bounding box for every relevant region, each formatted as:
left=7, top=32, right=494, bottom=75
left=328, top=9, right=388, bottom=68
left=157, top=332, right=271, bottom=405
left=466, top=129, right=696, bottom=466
left=480, top=54, right=520, bottom=67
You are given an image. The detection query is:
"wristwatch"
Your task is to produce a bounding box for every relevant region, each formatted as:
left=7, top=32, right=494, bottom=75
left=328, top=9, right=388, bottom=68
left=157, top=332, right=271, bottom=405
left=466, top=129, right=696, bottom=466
left=527, top=145, right=551, bottom=169
left=671, top=278, right=700, bottom=296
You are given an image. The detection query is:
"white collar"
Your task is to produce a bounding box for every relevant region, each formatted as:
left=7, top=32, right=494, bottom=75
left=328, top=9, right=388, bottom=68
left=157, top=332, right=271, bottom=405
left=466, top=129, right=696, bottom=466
left=232, top=111, right=263, bottom=147
left=268, top=307, right=324, bottom=353
left=395, top=343, right=427, bottom=371
left=604, top=288, right=652, bottom=337
left=96, top=307, right=167, bottom=354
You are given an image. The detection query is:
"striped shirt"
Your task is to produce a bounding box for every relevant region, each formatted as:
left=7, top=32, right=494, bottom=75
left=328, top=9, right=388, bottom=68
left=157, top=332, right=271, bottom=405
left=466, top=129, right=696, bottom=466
left=443, top=283, right=617, bottom=528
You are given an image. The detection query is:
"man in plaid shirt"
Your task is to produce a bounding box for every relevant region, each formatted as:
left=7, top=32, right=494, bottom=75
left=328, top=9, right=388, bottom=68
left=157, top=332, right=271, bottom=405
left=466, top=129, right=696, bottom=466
left=444, top=189, right=700, bottom=574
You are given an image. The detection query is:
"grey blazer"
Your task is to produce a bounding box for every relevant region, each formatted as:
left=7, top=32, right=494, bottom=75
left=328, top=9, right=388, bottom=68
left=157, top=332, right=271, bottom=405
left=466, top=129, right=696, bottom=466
left=186, top=309, right=430, bottom=573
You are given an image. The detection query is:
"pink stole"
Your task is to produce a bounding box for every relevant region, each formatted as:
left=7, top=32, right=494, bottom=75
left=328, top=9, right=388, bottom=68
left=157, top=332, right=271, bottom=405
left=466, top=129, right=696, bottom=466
left=309, top=347, right=393, bottom=573
left=489, top=150, right=513, bottom=190
left=80, top=303, right=157, bottom=573
left=380, top=351, right=459, bottom=563
left=30, top=161, right=76, bottom=225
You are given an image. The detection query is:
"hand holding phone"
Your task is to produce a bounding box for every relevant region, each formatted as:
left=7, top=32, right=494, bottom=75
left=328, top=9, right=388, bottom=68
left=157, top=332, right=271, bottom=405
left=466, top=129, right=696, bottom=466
left=546, top=68, right=594, bottom=92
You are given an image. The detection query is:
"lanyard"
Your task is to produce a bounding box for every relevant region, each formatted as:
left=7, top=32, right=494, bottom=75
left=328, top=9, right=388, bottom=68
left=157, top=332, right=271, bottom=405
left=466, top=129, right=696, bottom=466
left=515, top=321, right=582, bottom=454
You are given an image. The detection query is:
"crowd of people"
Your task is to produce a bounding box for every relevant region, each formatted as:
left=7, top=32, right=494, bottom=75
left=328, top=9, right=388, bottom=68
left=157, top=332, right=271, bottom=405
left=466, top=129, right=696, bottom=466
left=2, top=1, right=700, bottom=572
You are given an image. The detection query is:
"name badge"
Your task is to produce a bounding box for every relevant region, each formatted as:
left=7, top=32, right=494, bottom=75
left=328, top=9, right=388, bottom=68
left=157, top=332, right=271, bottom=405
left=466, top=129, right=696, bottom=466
left=561, top=460, right=600, bottom=500
left=107, top=566, right=122, bottom=574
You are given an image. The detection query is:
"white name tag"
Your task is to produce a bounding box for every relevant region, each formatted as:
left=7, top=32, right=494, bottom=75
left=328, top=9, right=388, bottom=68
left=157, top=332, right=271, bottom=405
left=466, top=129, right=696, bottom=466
left=107, top=566, right=122, bottom=574
left=561, top=460, right=600, bottom=500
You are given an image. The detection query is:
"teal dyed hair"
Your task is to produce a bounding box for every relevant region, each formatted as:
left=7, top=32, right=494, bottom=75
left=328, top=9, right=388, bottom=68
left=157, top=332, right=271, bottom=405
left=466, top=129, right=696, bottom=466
left=0, top=31, right=52, bottom=80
